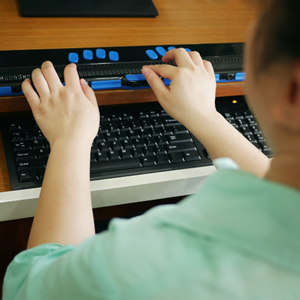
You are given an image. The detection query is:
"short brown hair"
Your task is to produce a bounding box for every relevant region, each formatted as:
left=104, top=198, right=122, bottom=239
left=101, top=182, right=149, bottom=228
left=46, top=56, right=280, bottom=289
left=254, top=0, right=300, bottom=72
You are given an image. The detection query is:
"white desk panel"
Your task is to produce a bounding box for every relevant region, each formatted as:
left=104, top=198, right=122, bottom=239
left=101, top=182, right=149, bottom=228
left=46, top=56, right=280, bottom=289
left=0, top=166, right=216, bottom=222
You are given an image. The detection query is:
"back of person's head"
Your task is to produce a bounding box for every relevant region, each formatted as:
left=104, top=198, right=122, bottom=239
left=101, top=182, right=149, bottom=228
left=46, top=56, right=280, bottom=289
left=254, top=0, right=300, bottom=73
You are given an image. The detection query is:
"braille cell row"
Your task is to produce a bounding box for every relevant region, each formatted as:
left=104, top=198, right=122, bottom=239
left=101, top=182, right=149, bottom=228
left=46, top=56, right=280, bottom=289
left=68, top=49, right=119, bottom=63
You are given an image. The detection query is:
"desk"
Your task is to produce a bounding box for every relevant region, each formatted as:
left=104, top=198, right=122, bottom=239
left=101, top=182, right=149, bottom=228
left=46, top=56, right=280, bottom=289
left=0, top=0, right=260, bottom=294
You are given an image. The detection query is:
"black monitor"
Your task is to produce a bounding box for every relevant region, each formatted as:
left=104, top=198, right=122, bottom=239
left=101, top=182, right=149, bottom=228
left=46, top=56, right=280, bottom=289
left=19, top=0, right=158, bottom=18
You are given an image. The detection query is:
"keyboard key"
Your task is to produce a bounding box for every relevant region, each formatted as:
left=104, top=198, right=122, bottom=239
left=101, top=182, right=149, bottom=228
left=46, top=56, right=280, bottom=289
left=167, top=142, right=197, bottom=153
left=99, top=141, right=111, bottom=152
left=18, top=169, right=39, bottom=182
left=149, top=111, right=160, bottom=118
left=17, top=158, right=45, bottom=171
left=145, top=146, right=158, bottom=155
left=168, top=133, right=192, bottom=144
left=171, top=125, right=188, bottom=134
left=138, top=112, right=149, bottom=119
left=110, top=141, right=123, bottom=151
left=236, top=118, right=247, bottom=126
left=183, top=151, right=201, bottom=162
left=108, top=151, right=121, bottom=161
left=15, top=150, right=36, bottom=161
left=239, top=126, right=252, bottom=135
left=90, top=158, right=141, bottom=173
left=36, top=148, right=50, bottom=158
left=13, top=141, right=31, bottom=151
left=131, top=148, right=144, bottom=158
left=246, top=117, right=257, bottom=125
left=119, top=149, right=132, bottom=159
left=128, top=130, right=140, bottom=139
left=155, top=136, right=168, bottom=145
left=169, top=152, right=184, bottom=163
left=163, top=118, right=181, bottom=126
left=156, top=153, right=170, bottom=165
left=105, top=132, right=118, bottom=142
left=144, top=137, right=157, bottom=147
left=245, top=134, right=256, bottom=142
left=141, top=155, right=156, bottom=167
left=122, top=139, right=135, bottom=149
left=254, top=133, right=265, bottom=141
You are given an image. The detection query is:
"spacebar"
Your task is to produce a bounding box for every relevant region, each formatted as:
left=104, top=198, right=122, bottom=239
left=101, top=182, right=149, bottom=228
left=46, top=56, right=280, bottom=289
left=90, top=158, right=141, bottom=173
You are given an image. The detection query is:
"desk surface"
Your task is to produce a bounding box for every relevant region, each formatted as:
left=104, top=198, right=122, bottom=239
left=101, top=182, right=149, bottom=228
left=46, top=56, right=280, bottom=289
left=0, top=0, right=259, bottom=194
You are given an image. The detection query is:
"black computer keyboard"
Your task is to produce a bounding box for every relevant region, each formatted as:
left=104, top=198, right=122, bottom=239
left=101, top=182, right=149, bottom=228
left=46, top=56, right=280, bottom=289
left=0, top=95, right=272, bottom=190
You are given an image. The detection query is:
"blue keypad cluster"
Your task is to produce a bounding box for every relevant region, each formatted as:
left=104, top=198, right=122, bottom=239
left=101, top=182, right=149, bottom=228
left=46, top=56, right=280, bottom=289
left=145, top=46, right=192, bottom=60
left=68, top=49, right=119, bottom=63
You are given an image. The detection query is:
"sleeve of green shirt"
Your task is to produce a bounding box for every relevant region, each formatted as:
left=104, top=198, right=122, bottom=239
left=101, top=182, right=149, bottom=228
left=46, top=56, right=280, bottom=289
left=3, top=202, right=228, bottom=300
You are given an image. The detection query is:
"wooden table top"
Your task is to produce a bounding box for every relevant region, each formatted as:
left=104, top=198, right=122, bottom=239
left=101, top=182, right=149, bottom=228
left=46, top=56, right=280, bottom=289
left=0, top=0, right=260, bottom=192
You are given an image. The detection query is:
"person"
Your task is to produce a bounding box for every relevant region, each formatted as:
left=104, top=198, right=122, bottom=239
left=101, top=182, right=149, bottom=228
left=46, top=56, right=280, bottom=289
left=3, top=0, right=300, bottom=298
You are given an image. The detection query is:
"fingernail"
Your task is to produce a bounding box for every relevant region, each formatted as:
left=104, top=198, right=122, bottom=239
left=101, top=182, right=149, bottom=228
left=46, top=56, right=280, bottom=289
left=142, top=67, right=150, bottom=77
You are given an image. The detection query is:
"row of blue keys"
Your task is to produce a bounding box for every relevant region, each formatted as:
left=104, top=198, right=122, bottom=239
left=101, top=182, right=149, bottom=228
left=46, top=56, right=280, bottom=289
left=146, top=46, right=191, bottom=60
left=68, top=49, right=119, bottom=64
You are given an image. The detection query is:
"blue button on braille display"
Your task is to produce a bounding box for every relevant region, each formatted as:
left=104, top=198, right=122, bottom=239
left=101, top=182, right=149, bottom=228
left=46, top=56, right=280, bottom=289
left=96, top=49, right=106, bottom=59
left=185, top=48, right=191, bottom=52
left=125, top=74, right=146, bottom=82
left=68, top=52, right=79, bottom=63
left=146, top=50, right=158, bottom=60
left=163, top=78, right=171, bottom=86
left=91, top=80, right=121, bottom=90
left=168, top=46, right=175, bottom=51
left=155, top=46, right=167, bottom=56
left=215, top=74, right=220, bottom=82
left=0, top=86, right=12, bottom=96
left=83, top=50, right=93, bottom=60
left=109, top=51, right=119, bottom=62
left=235, top=72, right=246, bottom=81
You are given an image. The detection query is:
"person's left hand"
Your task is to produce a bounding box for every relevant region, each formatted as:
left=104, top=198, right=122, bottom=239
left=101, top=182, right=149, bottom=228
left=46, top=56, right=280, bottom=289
left=22, top=61, right=100, bottom=148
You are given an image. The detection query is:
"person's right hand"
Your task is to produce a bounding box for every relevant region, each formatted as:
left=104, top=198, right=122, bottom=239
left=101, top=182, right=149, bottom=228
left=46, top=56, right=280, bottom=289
left=142, top=48, right=218, bottom=129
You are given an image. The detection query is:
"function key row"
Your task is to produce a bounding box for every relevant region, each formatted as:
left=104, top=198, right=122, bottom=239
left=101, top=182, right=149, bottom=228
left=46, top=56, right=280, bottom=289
left=100, top=109, right=168, bottom=122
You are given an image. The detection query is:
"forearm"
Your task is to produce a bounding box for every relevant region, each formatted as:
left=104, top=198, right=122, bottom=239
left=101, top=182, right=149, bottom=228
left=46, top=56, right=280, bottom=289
left=185, top=112, right=270, bottom=177
left=27, top=139, right=95, bottom=249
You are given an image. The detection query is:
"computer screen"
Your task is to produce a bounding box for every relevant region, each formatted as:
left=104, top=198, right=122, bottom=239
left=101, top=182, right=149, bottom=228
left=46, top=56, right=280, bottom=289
left=19, top=0, right=158, bottom=18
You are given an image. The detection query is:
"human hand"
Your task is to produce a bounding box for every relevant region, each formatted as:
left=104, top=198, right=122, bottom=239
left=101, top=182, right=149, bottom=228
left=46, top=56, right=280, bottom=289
left=22, top=61, right=100, bottom=148
left=142, top=48, right=218, bottom=129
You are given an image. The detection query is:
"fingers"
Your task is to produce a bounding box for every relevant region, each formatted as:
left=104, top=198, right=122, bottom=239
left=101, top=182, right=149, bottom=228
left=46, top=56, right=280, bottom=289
left=142, top=67, right=169, bottom=99
left=188, top=51, right=205, bottom=68
left=41, top=61, right=63, bottom=92
left=162, top=48, right=211, bottom=74
left=64, top=64, right=80, bottom=88
left=80, top=79, right=97, bottom=105
left=143, top=64, right=177, bottom=80
left=162, top=48, right=194, bottom=67
left=31, top=68, right=50, bottom=99
left=22, top=78, right=41, bottom=111
left=203, top=60, right=215, bottom=76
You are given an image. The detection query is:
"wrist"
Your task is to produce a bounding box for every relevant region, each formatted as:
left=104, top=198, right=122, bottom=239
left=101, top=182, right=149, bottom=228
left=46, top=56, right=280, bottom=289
left=50, top=137, right=92, bottom=153
left=182, top=109, right=223, bottom=132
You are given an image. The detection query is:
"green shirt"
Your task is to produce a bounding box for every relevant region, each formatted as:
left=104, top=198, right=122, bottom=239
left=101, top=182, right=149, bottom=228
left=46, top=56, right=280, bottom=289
left=3, top=159, right=300, bottom=299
